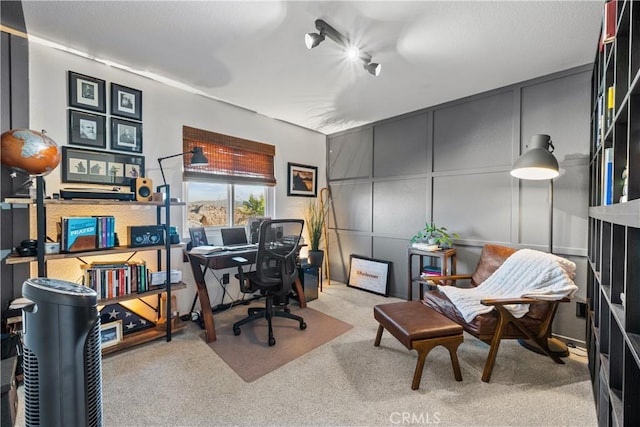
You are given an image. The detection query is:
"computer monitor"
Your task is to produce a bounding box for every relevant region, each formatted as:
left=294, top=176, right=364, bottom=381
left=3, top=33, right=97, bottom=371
left=246, top=217, right=271, bottom=244
left=220, top=227, right=249, bottom=246
left=188, top=227, right=208, bottom=247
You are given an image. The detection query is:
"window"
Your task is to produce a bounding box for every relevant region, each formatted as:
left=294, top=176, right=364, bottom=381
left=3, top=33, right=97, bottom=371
left=186, top=182, right=269, bottom=228
left=182, top=126, right=275, bottom=230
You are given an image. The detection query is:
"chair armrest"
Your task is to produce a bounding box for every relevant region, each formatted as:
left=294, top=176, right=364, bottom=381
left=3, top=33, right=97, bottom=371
left=429, top=274, right=472, bottom=286
left=481, top=296, right=571, bottom=306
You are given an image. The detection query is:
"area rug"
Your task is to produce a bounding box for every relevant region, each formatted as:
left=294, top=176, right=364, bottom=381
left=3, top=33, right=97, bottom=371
left=208, top=306, right=352, bottom=382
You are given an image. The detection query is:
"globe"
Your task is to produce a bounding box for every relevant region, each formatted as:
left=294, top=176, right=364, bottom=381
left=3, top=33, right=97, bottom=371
left=1, top=129, right=61, bottom=176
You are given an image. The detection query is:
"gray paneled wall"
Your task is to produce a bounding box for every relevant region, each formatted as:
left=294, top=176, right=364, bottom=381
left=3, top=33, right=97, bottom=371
left=327, top=65, right=591, bottom=343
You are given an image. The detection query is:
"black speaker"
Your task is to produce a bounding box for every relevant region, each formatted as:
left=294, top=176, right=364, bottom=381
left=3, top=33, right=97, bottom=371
left=127, top=225, right=165, bottom=248
left=130, top=178, right=153, bottom=202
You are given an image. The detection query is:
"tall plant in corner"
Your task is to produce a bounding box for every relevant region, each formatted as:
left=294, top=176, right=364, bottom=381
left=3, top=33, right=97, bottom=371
left=305, top=198, right=326, bottom=267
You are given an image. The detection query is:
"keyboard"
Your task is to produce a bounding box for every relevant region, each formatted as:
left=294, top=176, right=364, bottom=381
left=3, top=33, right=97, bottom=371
left=223, top=244, right=257, bottom=251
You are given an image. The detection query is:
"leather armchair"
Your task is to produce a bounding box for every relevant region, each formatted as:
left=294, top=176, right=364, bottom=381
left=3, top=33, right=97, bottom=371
left=422, top=244, right=569, bottom=382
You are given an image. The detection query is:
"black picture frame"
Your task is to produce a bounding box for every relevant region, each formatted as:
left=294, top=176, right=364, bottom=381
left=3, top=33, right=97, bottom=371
left=347, top=254, right=391, bottom=297
left=68, top=71, right=106, bottom=113
left=110, top=83, right=142, bottom=121
left=62, top=146, right=145, bottom=186
left=110, top=118, right=142, bottom=153
left=287, top=162, right=318, bottom=197
left=68, top=109, right=106, bottom=149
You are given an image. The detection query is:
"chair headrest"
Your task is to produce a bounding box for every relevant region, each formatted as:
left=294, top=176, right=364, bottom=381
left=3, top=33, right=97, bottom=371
left=471, top=244, right=518, bottom=286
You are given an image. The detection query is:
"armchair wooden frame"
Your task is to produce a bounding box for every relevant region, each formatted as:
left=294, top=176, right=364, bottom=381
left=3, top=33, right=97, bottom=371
left=427, top=266, right=570, bottom=382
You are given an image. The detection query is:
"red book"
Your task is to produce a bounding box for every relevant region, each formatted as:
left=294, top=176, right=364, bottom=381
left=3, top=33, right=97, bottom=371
left=603, top=0, right=617, bottom=44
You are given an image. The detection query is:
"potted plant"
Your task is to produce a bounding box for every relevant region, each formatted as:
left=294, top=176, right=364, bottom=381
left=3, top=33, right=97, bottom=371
left=411, top=222, right=459, bottom=249
left=304, top=199, right=326, bottom=267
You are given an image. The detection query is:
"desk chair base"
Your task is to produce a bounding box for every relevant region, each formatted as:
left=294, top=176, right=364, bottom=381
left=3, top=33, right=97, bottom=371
left=233, top=298, right=306, bottom=346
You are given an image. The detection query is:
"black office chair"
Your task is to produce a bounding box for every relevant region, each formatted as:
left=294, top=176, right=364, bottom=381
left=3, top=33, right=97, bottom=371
left=232, top=219, right=306, bottom=346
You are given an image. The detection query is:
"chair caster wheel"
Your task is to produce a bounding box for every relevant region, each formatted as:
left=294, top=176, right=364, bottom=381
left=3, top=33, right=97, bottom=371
left=300, top=321, right=307, bottom=330
left=269, top=337, right=276, bottom=346
left=233, top=327, right=241, bottom=336
left=284, top=307, right=291, bottom=313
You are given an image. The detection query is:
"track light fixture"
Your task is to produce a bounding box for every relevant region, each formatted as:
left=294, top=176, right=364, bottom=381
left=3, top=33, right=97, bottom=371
left=305, top=19, right=382, bottom=76
left=305, top=32, right=325, bottom=49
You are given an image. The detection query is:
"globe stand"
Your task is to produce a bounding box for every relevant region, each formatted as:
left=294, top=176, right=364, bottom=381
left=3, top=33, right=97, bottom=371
left=9, top=169, right=36, bottom=198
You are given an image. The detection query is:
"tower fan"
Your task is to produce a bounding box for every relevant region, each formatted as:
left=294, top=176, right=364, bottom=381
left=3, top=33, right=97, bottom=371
left=22, top=278, right=103, bottom=427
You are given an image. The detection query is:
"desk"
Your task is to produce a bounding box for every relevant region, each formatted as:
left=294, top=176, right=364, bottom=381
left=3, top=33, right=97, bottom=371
left=188, top=248, right=307, bottom=343
left=407, top=247, right=457, bottom=301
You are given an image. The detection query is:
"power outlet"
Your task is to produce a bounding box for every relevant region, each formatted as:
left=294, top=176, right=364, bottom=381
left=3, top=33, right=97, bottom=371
left=222, top=273, right=229, bottom=285
left=576, top=302, right=586, bottom=319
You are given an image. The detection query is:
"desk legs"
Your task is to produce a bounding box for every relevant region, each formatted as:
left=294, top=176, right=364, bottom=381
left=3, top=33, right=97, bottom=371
left=294, top=277, right=306, bottom=308
left=189, top=256, right=217, bottom=343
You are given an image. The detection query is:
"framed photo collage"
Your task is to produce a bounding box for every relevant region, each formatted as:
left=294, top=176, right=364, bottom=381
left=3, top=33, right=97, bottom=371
left=65, top=71, right=144, bottom=185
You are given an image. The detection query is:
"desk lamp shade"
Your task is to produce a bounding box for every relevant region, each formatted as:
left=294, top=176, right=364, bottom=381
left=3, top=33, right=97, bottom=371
left=158, top=146, right=208, bottom=186
left=1, top=129, right=61, bottom=176
left=511, top=134, right=559, bottom=180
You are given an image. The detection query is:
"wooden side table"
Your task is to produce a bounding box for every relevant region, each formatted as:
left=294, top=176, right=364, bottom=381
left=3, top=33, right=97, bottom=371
left=407, top=247, right=457, bottom=301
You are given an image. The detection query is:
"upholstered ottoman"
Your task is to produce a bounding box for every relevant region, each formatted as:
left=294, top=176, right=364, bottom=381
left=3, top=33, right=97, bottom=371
left=374, top=301, right=463, bottom=390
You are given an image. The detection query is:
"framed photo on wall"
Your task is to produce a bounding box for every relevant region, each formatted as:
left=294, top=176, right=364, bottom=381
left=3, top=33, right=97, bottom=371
left=100, top=320, right=123, bottom=350
left=110, top=83, right=142, bottom=121
left=62, top=146, right=145, bottom=186
left=68, top=71, right=106, bottom=113
left=110, top=117, right=142, bottom=153
left=68, top=109, right=106, bottom=149
left=347, top=255, right=391, bottom=297
left=287, top=162, right=318, bottom=197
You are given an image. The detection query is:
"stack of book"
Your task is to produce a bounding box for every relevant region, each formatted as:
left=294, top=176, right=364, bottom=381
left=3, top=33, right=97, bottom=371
left=421, top=265, right=442, bottom=280
left=81, top=260, right=148, bottom=300
left=60, top=215, right=116, bottom=253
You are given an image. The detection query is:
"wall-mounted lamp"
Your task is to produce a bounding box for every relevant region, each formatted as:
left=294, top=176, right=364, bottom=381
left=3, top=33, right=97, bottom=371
left=305, top=19, right=382, bottom=76
left=157, top=146, right=208, bottom=186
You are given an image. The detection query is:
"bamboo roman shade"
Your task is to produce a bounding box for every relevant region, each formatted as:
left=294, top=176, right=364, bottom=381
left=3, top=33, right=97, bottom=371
left=182, top=126, right=276, bottom=185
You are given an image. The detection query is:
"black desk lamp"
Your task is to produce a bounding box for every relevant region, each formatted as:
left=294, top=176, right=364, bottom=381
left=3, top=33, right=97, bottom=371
left=157, top=146, right=208, bottom=186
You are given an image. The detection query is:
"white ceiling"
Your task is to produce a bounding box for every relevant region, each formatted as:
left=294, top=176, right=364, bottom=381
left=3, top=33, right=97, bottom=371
left=21, top=1, right=603, bottom=135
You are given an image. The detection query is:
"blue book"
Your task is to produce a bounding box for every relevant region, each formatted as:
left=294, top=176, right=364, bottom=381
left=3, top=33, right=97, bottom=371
left=604, top=148, right=613, bottom=205
left=64, top=217, right=97, bottom=252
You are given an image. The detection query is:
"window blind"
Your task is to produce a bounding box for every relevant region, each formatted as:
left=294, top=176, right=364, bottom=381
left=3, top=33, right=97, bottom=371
left=182, top=125, right=276, bottom=185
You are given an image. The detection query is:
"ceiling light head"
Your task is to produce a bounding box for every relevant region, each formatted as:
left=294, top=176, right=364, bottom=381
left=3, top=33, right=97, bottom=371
left=305, top=32, right=325, bottom=49
left=511, top=134, right=559, bottom=180
left=364, top=61, right=382, bottom=76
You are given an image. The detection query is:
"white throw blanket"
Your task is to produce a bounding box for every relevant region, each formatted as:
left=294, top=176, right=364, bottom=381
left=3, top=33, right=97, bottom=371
left=438, top=249, right=578, bottom=323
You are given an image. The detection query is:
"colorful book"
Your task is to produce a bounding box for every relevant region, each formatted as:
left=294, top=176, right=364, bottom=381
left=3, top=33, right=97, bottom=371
left=607, top=86, right=615, bottom=128
left=603, top=0, right=617, bottom=44
left=63, top=217, right=98, bottom=252
left=603, top=147, right=613, bottom=205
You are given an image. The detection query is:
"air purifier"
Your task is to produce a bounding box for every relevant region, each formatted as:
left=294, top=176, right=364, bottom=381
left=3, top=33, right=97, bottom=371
left=22, top=278, right=102, bottom=427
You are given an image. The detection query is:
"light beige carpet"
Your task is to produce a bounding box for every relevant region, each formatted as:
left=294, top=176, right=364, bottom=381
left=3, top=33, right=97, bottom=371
left=208, top=305, right=353, bottom=382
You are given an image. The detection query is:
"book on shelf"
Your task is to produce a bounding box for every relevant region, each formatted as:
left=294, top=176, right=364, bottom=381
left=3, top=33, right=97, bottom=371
left=603, top=0, right=617, bottom=45
left=82, top=260, right=149, bottom=299
left=606, top=86, right=615, bottom=128
left=421, top=266, right=442, bottom=277
left=603, top=147, right=613, bottom=206
left=62, top=216, right=97, bottom=252
left=596, top=94, right=604, bottom=146
left=61, top=215, right=116, bottom=252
